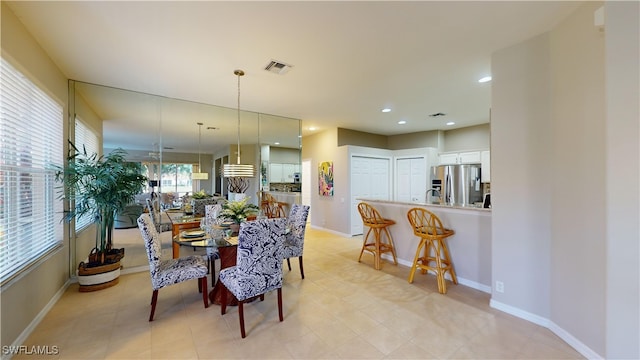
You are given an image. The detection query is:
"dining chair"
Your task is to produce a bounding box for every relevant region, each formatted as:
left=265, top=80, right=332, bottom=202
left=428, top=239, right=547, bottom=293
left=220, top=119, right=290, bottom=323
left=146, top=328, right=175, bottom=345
left=137, top=213, right=209, bottom=321
left=193, top=197, right=219, bottom=217
left=283, top=204, right=310, bottom=279
left=203, top=204, right=222, bottom=286
left=204, top=204, right=222, bottom=225
left=219, top=218, right=288, bottom=338
left=146, top=198, right=171, bottom=233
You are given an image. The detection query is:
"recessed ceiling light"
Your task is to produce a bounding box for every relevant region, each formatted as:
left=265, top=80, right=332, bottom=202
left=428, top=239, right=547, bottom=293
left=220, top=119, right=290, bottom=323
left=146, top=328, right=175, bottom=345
left=398, top=120, right=406, bottom=125
left=381, top=108, right=391, bottom=113
left=478, top=76, right=492, bottom=83
left=274, top=142, right=280, bottom=145
left=446, top=121, right=455, bottom=126
left=309, top=127, right=316, bottom=131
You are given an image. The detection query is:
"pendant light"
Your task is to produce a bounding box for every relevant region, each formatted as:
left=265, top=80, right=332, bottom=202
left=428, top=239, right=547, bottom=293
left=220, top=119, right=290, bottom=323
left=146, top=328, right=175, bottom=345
left=223, top=69, right=255, bottom=177
left=192, top=122, right=209, bottom=180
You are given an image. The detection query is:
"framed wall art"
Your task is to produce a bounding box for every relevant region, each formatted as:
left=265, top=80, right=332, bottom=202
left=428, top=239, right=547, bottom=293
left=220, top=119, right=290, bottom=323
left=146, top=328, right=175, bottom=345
left=318, top=161, right=334, bottom=197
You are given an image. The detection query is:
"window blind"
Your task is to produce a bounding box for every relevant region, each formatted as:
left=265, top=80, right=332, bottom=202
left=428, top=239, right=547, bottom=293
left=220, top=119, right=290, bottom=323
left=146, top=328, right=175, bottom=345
left=73, top=118, right=98, bottom=232
left=0, top=58, right=64, bottom=284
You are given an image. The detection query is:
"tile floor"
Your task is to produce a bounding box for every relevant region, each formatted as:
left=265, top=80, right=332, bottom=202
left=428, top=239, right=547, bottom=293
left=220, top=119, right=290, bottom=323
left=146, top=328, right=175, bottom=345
left=16, top=227, right=583, bottom=359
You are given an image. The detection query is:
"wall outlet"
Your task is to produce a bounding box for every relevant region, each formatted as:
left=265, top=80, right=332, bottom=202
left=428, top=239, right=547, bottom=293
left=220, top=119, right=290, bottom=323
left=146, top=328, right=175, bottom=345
left=495, top=281, right=504, bottom=293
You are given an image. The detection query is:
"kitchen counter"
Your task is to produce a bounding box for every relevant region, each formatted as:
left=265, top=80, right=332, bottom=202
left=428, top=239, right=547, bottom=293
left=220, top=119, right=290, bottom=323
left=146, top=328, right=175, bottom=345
left=356, top=198, right=492, bottom=293
left=361, top=198, right=491, bottom=212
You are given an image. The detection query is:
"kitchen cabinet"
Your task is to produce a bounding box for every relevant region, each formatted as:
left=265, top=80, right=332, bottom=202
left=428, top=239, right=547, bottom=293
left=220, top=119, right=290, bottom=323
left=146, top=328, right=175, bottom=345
left=439, top=151, right=483, bottom=165
left=439, top=153, right=459, bottom=165
left=269, top=163, right=300, bottom=183
left=270, top=163, right=283, bottom=183
left=481, top=150, right=491, bottom=183
left=459, top=151, right=481, bottom=164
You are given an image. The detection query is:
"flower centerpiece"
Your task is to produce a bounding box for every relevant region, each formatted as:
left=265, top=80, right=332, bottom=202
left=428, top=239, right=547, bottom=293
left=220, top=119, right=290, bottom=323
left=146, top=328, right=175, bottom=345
left=219, top=197, right=259, bottom=224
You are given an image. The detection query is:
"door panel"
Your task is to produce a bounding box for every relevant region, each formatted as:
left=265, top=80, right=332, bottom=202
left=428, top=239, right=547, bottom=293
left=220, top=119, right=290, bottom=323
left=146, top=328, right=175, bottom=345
left=351, top=156, right=390, bottom=235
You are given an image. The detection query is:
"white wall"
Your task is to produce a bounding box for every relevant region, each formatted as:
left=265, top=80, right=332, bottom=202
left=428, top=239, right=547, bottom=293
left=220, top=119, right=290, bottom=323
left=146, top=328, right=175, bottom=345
left=548, top=2, right=606, bottom=354
left=492, top=2, right=639, bottom=358
left=491, top=31, right=553, bottom=319
left=302, top=128, right=350, bottom=233
left=604, top=2, right=640, bottom=358
left=443, top=124, right=491, bottom=152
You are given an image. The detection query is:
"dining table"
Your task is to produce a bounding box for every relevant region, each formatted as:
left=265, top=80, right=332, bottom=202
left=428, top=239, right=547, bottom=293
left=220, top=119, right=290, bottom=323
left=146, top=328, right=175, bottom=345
left=165, top=210, right=202, bottom=258
left=172, top=228, right=243, bottom=306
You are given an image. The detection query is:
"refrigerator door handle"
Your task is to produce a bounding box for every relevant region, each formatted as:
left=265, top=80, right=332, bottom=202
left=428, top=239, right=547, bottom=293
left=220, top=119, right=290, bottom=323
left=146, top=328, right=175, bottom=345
left=445, top=172, right=451, bottom=204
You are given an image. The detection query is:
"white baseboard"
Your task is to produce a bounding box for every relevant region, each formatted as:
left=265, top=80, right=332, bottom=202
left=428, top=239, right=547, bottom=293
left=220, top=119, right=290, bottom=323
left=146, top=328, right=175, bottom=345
left=547, top=320, right=603, bottom=360
left=121, top=264, right=149, bottom=275
left=381, top=254, right=493, bottom=294
left=308, top=224, right=353, bottom=238
left=7, top=279, right=73, bottom=360
left=490, top=299, right=602, bottom=359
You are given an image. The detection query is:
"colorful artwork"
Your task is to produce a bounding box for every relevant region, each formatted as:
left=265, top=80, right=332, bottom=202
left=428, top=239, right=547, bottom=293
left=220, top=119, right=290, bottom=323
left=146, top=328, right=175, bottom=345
left=318, top=161, right=334, bottom=196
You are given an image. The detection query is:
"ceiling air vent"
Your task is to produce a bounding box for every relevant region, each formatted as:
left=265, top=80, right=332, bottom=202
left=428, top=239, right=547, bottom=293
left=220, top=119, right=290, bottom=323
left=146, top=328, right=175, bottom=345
left=264, top=60, right=293, bottom=75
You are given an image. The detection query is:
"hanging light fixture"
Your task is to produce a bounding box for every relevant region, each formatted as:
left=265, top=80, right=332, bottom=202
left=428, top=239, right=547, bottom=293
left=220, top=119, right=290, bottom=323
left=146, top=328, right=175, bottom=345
left=223, top=69, right=255, bottom=177
left=192, top=122, right=209, bottom=180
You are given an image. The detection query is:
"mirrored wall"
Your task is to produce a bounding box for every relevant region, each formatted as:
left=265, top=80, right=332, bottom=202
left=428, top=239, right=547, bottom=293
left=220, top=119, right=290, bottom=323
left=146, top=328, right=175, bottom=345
left=70, top=80, right=301, bottom=269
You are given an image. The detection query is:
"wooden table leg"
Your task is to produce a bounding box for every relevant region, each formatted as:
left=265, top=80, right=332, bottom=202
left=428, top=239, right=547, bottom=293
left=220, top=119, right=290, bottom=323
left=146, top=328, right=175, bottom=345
left=172, top=224, right=180, bottom=258
left=172, top=222, right=201, bottom=259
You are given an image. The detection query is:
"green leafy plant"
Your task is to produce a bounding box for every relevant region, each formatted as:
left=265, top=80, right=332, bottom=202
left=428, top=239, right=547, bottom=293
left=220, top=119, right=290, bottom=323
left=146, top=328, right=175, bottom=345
left=55, top=143, right=147, bottom=264
left=192, top=189, right=211, bottom=199
left=219, top=197, right=259, bottom=224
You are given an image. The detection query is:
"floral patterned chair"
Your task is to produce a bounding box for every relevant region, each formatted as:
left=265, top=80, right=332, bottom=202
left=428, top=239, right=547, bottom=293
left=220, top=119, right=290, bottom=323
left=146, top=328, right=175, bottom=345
left=193, top=197, right=220, bottom=217
left=137, top=213, right=209, bottom=321
left=219, top=218, right=288, bottom=338
left=283, top=204, right=310, bottom=279
left=146, top=198, right=171, bottom=233
left=204, top=204, right=222, bottom=225
left=203, top=204, right=222, bottom=286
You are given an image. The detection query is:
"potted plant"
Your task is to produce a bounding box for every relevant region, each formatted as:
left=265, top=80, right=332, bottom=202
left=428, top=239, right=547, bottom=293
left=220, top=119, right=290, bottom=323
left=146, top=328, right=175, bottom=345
left=55, top=143, right=147, bottom=291
left=219, top=197, right=259, bottom=233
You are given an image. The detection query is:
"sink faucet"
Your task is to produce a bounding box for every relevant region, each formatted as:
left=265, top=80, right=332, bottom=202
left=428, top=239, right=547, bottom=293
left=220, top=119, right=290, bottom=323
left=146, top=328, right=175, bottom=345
left=426, top=188, right=441, bottom=203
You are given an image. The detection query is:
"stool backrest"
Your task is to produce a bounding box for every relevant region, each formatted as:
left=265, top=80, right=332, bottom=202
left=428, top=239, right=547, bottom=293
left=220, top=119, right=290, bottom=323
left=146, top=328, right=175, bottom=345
left=357, top=202, right=386, bottom=226
left=406, top=207, right=446, bottom=236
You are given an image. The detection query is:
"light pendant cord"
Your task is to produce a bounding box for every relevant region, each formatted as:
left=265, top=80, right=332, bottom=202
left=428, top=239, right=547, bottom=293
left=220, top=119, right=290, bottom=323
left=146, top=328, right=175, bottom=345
left=235, top=69, right=244, bottom=165
left=197, top=122, right=203, bottom=172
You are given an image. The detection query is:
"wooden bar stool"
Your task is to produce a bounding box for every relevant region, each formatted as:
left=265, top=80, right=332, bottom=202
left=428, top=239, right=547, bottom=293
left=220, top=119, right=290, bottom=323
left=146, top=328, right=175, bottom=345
left=357, top=202, right=398, bottom=270
left=406, top=207, right=457, bottom=294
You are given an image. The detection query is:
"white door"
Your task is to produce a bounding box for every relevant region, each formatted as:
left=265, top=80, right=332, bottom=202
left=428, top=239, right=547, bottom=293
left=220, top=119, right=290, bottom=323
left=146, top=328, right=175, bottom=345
left=409, top=158, right=427, bottom=202
left=351, top=156, right=391, bottom=235
left=396, top=159, right=411, bottom=202
left=396, top=157, right=426, bottom=203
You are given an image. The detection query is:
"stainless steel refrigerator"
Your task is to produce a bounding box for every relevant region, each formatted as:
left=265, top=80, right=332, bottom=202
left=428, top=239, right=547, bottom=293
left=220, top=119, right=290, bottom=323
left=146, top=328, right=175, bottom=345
left=429, top=164, right=482, bottom=207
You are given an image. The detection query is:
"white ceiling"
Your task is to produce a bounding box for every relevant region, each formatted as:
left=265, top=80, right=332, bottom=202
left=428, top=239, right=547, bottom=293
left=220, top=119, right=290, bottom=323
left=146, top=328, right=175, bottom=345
left=7, top=1, right=581, bottom=153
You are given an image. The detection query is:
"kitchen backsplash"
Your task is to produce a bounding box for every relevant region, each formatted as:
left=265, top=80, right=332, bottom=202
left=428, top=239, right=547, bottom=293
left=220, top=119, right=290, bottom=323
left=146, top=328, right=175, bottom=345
left=269, top=183, right=301, bottom=192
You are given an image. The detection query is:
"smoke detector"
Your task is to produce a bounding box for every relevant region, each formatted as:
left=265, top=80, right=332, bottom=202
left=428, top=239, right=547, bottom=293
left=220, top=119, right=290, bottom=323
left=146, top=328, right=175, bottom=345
left=264, top=60, right=293, bottom=75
